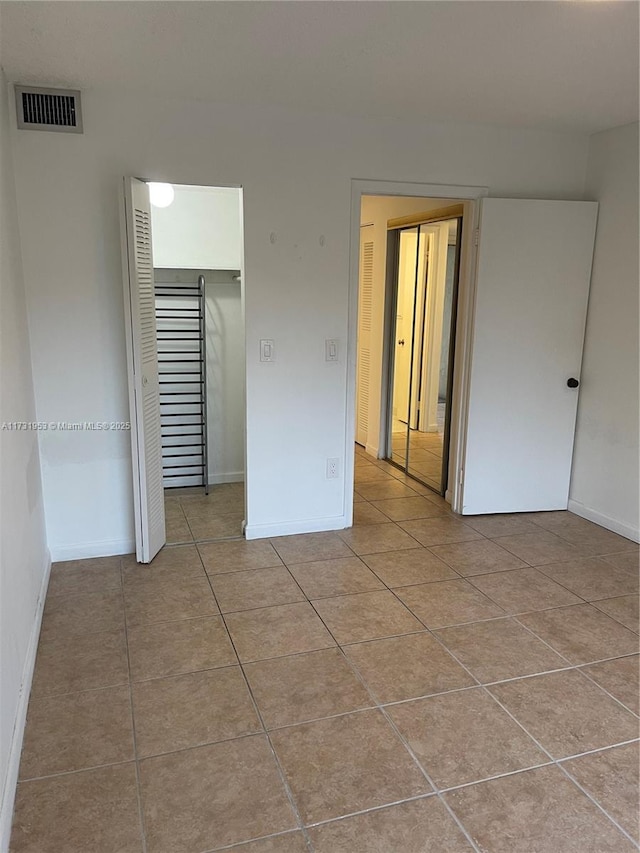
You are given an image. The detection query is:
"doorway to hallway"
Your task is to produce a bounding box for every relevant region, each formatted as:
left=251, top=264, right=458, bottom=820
left=386, top=210, right=463, bottom=495
left=355, top=195, right=463, bottom=498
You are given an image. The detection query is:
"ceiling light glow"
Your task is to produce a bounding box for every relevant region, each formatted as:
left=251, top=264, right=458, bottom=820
left=148, top=182, right=175, bottom=208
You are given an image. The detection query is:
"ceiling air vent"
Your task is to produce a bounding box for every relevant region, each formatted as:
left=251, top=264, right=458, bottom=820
left=15, top=85, right=83, bottom=133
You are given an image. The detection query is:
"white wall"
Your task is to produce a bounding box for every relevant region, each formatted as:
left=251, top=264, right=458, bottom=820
left=0, top=69, right=49, bottom=848
left=151, top=185, right=242, bottom=270
left=8, top=88, right=590, bottom=551
left=570, top=122, right=640, bottom=540
left=205, top=274, right=245, bottom=483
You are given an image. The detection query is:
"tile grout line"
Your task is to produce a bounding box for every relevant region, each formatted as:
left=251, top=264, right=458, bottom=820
left=533, top=558, right=639, bottom=595
left=20, top=729, right=640, bottom=790
left=590, top=604, right=640, bottom=635
left=484, top=678, right=640, bottom=848
left=18, top=759, right=140, bottom=785
left=556, top=759, right=640, bottom=851
left=509, top=610, right=640, bottom=717
left=282, top=509, right=638, bottom=736
left=250, top=553, right=479, bottom=848
left=40, top=500, right=638, bottom=851
left=200, top=556, right=317, bottom=853
left=134, top=538, right=638, bottom=750
left=24, top=665, right=638, bottom=784
left=211, top=562, right=310, bottom=615
left=119, top=555, right=150, bottom=853
left=487, top=530, right=639, bottom=564
left=570, top=662, right=640, bottom=719
left=355, top=468, right=638, bottom=556
left=461, top=550, right=639, bottom=634
left=296, top=579, right=483, bottom=852
left=318, top=548, right=492, bottom=853
left=298, top=790, right=438, bottom=831
left=200, top=828, right=313, bottom=853
left=359, top=556, right=640, bottom=847
left=41, top=564, right=639, bottom=702
left=435, top=738, right=640, bottom=797
left=450, top=642, right=639, bottom=847
left=555, top=737, right=640, bottom=764
left=336, top=639, right=484, bottom=853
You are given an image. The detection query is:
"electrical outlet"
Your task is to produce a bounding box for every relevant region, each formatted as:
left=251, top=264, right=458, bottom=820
left=326, top=457, right=340, bottom=479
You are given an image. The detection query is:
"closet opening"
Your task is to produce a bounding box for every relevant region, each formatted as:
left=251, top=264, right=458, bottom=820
left=149, top=183, right=246, bottom=546
left=122, top=178, right=246, bottom=561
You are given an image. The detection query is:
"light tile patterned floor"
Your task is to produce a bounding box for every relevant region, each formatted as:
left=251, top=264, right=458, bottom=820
left=10, top=449, right=640, bottom=852
left=165, top=482, right=245, bottom=544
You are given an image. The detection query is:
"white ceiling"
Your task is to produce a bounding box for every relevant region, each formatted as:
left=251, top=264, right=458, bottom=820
left=1, top=1, right=638, bottom=134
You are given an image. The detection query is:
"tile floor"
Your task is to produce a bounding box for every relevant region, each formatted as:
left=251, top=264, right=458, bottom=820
left=391, top=401, right=446, bottom=491
left=10, top=447, right=640, bottom=852
left=165, top=483, right=245, bottom=544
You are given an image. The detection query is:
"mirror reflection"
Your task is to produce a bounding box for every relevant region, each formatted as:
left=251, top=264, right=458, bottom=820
left=389, top=218, right=461, bottom=493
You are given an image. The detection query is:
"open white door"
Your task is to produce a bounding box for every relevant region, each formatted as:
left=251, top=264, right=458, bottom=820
left=461, top=198, right=598, bottom=515
left=121, top=177, right=166, bottom=562
left=355, top=225, right=373, bottom=447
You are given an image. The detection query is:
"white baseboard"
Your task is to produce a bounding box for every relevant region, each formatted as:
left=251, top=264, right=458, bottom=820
left=364, top=443, right=379, bottom=459
left=0, top=551, right=52, bottom=853
left=245, top=514, right=348, bottom=540
left=207, top=471, right=244, bottom=485
left=49, top=537, right=135, bottom=562
left=568, top=499, right=640, bottom=544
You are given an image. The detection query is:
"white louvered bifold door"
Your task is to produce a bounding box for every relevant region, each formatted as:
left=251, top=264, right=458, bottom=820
left=356, top=226, right=374, bottom=447
left=121, top=177, right=166, bottom=562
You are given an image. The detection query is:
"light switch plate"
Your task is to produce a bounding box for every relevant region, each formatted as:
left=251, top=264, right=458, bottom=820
left=325, top=338, right=339, bottom=362
left=260, top=339, right=275, bottom=362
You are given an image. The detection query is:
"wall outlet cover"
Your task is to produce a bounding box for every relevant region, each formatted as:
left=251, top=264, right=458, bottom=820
left=326, top=457, right=340, bottom=479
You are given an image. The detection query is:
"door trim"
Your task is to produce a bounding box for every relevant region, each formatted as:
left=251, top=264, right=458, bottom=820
left=346, top=180, right=488, bottom=523
left=387, top=203, right=465, bottom=230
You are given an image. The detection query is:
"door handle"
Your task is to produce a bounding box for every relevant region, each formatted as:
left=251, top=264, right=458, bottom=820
left=567, top=378, right=579, bottom=388
left=398, top=339, right=405, bottom=346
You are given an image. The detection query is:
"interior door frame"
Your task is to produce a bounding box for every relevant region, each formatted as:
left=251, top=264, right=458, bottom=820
left=346, top=180, right=488, bottom=521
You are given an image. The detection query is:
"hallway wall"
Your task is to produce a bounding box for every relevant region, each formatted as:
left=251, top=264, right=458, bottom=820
left=8, top=88, right=590, bottom=553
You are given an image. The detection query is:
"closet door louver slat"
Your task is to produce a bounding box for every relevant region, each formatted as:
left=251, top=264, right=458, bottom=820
left=155, top=277, right=208, bottom=491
